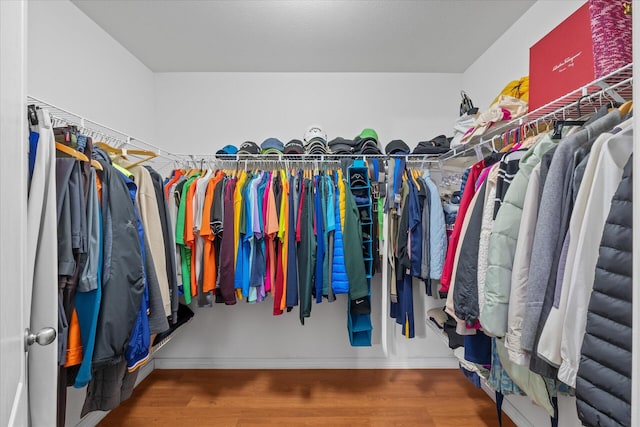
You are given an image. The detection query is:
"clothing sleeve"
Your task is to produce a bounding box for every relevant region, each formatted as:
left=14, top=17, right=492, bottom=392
left=266, top=177, right=279, bottom=237
left=521, top=147, right=570, bottom=352
left=453, top=183, right=486, bottom=323
left=78, top=169, right=100, bottom=292
left=133, top=167, right=172, bottom=317
left=479, top=172, right=528, bottom=337
left=212, top=178, right=224, bottom=235
left=143, top=236, right=170, bottom=335
left=477, top=182, right=497, bottom=316
left=326, top=177, right=335, bottom=232
left=426, top=178, right=446, bottom=280
left=445, top=188, right=481, bottom=323
left=505, top=166, right=541, bottom=365
left=440, top=163, right=482, bottom=291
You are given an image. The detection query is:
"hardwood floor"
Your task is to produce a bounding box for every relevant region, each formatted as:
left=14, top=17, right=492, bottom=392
left=99, top=369, right=516, bottom=427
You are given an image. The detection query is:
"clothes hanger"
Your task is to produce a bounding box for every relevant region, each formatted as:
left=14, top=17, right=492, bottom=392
left=95, top=141, right=157, bottom=168
left=56, top=142, right=88, bottom=162
left=410, top=169, right=422, bottom=191
left=618, top=100, right=633, bottom=117
left=91, top=159, right=103, bottom=171
left=552, top=102, right=587, bottom=139
left=46, top=117, right=103, bottom=170
left=55, top=142, right=103, bottom=171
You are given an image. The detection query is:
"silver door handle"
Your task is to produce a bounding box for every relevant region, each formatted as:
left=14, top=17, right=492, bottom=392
left=24, top=327, right=56, bottom=351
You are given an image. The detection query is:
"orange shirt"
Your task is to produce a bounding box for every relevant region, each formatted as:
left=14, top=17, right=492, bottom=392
left=96, top=174, right=103, bottom=205
left=265, top=173, right=279, bottom=293
left=64, top=310, right=83, bottom=367
left=200, top=172, right=223, bottom=293
left=164, top=169, right=183, bottom=200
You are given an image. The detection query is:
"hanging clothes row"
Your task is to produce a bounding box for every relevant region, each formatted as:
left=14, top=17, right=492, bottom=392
left=28, top=106, right=183, bottom=426
left=440, top=101, right=633, bottom=427
left=164, top=159, right=382, bottom=344
left=382, top=157, right=448, bottom=339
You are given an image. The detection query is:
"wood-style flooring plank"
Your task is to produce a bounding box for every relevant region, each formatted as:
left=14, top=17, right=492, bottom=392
left=99, top=369, right=516, bottom=427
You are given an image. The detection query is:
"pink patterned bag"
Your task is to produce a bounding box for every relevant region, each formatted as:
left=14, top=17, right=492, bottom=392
left=590, top=0, right=632, bottom=78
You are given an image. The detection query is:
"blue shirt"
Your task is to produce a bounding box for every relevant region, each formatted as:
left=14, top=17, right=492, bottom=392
left=422, top=170, right=447, bottom=279
left=406, top=177, right=422, bottom=277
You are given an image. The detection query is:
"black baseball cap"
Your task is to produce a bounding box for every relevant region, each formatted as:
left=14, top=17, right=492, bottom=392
left=385, top=139, right=411, bottom=155
left=357, top=140, right=382, bottom=155
left=284, top=139, right=305, bottom=155
left=328, top=137, right=355, bottom=154
left=238, top=141, right=260, bottom=155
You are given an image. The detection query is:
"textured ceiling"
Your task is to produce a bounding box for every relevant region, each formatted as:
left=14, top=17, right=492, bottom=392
left=72, top=0, right=535, bottom=72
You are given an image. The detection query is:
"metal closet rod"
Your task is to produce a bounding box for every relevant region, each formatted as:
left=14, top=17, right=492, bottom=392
left=26, top=95, right=175, bottom=158
left=33, top=67, right=632, bottom=169
left=171, top=153, right=444, bottom=161
left=26, top=95, right=494, bottom=165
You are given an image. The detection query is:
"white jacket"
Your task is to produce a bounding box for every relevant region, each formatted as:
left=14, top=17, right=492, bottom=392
left=480, top=135, right=556, bottom=337
left=557, top=126, right=633, bottom=387
left=477, top=165, right=499, bottom=315
left=536, top=130, right=616, bottom=367
left=505, top=162, right=541, bottom=365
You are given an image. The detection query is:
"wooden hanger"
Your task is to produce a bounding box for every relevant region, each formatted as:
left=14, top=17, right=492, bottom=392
left=55, top=142, right=103, bottom=171
left=95, top=141, right=156, bottom=168
left=91, top=159, right=103, bottom=171
left=618, top=100, right=633, bottom=117
left=410, top=169, right=421, bottom=191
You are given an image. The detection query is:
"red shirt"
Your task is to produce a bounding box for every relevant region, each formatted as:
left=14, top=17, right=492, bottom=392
left=440, top=160, right=485, bottom=292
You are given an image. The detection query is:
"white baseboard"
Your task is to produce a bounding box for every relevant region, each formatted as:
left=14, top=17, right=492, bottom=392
left=153, top=356, right=458, bottom=370
left=75, top=411, right=107, bottom=427
left=75, top=360, right=155, bottom=427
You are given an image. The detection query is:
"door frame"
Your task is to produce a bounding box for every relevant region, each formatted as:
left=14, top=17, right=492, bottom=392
left=0, top=0, right=29, bottom=425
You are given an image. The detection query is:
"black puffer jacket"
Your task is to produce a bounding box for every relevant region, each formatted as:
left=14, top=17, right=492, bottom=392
left=575, top=156, right=632, bottom=427
left=452, top=182, right=486, bottom=323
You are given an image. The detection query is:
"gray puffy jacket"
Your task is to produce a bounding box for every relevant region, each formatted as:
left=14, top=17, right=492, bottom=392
left=575, top=156, right=632, bottom=427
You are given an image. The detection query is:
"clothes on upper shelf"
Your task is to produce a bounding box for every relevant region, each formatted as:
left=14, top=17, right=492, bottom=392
left=442, top=105, right=633, bottom=426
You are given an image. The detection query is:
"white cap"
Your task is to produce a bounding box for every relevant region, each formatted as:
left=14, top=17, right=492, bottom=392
left=304, top=125, right=327, bottom=145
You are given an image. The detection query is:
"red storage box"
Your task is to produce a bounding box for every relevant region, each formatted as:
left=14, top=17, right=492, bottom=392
left=529, top=1, right=631, bottom=111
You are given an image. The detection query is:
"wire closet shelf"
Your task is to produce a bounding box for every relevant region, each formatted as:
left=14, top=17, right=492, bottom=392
left=26, top=95, right=177, bottom=159
left=470, top=63, right=633, bottom=148
left=27, top=63, right=632, bottom=167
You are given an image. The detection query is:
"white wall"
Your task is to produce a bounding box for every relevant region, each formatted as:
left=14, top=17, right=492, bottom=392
left=463, top=0, right=585, bottom=110
left=154, top=276, right=458, bottom=369
left=27, top=1, right=156, bottom=426
left=152, top=71, right=463, bottom=368
left=155, top=72, right=462, bottom=153
left=28, top=0, right=155, bottom=143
